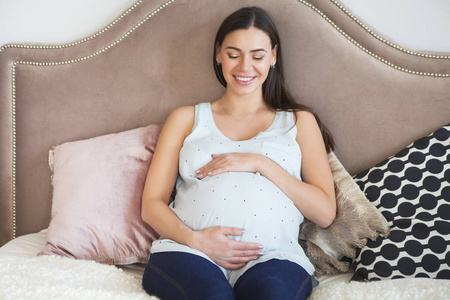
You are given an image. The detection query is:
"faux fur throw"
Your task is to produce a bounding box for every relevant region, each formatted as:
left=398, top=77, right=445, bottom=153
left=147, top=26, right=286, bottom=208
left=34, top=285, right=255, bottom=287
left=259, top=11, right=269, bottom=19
left=0, top=255, right=159, bottom=300
left=299, top=152, right=390, bottom=277
left=309, top=277, right=450, bottom=300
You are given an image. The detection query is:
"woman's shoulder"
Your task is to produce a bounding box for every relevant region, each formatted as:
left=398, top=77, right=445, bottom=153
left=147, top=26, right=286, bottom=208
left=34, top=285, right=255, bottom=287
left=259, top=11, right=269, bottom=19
left=169, top=105, right=195, bottom=119
left=292, top=110, right=317, bottom=128
left=294, top=109, right=315, bottom=120
left=168, top=102, right=212, bottom=118
left=163, top=106, right=196, bottom=139
left=293, top=110, right=322, bottom=137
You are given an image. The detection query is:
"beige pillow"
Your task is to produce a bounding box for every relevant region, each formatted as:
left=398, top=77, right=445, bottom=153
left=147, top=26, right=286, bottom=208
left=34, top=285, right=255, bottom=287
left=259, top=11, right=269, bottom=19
left=39, top=125, right=162, bottom=264
left=299, top=152, right=390, bottom=276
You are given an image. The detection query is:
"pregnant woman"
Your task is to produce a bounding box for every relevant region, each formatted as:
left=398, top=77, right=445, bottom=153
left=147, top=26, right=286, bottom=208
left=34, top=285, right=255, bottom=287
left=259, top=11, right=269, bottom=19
left=141, top=6, right=336, bottom=300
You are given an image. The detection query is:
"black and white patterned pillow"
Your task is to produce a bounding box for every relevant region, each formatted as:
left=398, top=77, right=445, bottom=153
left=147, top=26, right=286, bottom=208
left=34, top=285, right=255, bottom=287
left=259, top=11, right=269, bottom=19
left=351, top=124, right=450, bottom=281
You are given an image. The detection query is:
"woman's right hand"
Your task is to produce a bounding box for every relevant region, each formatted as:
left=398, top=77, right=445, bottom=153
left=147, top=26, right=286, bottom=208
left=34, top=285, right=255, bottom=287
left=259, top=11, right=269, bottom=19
left=188, top=226, right=263, bottom=270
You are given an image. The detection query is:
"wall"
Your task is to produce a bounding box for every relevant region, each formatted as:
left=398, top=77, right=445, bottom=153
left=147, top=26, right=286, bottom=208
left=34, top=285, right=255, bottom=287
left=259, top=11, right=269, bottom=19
left=1, top=0, right=450, bottom=52
left=0, top=0, right=137, bottom=46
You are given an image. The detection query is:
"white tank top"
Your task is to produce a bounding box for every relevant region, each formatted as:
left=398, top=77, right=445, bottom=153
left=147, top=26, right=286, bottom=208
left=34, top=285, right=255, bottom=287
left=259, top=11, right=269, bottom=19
left=151, top=102, right=315, bottom=286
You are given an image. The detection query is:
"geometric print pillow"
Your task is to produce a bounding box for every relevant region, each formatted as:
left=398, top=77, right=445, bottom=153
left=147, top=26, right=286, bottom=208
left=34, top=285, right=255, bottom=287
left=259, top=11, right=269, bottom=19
left=351, top=124, right=450, bottom=281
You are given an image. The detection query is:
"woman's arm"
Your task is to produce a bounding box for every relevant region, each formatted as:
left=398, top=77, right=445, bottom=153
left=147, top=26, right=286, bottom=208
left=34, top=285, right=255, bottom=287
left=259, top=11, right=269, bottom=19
left=141, top=106, right=263, bottom=269
left=195, top=111, right=336, bottom=228
left=141, top=106, right=194, bottom=247
left=264, top=111, right=336, bottom=227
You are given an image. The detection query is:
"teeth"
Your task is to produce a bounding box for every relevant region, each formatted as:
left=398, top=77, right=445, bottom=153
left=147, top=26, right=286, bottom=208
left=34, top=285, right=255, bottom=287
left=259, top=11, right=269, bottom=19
left=235, top=76, right=254, bottom=82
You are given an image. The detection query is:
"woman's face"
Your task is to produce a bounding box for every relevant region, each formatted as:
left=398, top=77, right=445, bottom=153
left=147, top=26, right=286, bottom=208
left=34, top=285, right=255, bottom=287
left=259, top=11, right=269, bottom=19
left=216, top=27, right=277, bottom=98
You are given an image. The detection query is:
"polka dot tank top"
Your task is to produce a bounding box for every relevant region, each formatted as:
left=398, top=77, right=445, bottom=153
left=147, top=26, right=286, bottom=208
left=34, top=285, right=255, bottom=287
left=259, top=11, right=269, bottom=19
left=150, top=102, right=315, bottom=286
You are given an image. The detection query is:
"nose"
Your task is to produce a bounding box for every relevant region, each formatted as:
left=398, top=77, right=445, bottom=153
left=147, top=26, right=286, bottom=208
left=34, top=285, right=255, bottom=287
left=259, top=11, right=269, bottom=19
left=238, top=55, right=252, bottom=71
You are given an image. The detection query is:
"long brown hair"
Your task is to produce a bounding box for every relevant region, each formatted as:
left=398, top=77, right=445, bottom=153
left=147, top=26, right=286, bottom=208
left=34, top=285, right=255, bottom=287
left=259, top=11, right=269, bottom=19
left=213, top=6, right=335, bottom=152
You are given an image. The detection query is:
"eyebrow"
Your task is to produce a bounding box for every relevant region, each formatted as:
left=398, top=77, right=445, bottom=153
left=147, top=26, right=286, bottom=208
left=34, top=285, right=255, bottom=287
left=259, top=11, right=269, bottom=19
left=225, top=46, right=267, bottom=53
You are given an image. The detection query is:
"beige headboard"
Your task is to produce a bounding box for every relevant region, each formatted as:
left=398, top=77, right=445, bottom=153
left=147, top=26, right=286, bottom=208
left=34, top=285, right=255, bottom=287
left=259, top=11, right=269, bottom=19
left=1, top=0, right=449, bottom=246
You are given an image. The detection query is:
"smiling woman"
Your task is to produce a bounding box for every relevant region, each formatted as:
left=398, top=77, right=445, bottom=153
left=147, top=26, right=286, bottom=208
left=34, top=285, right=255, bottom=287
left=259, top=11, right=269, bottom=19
left=215, top=27, right=276, bottom=98
left=140, top=6, right=336, bottom=300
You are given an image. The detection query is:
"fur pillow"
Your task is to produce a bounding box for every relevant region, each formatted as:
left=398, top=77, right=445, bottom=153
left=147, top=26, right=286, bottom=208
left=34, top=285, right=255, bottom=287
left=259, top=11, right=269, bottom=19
left=299, top=152, right=390, bottom=276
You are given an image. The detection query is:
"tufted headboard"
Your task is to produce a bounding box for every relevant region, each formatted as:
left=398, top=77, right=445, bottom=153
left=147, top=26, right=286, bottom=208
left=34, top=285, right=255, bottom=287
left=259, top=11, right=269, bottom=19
left=1, top=0, right=449, bottom=246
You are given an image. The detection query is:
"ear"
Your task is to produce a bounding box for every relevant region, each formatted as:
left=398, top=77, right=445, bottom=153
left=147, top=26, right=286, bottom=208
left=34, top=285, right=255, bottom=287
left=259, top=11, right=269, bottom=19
left=215, top=42, right=222, bottom=63
left=272, top=44, right=278, bottom=65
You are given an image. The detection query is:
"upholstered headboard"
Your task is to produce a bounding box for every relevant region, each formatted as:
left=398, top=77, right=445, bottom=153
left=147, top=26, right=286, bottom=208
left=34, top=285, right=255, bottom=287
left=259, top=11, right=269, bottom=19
left=1, top=0, right=449, bottom=246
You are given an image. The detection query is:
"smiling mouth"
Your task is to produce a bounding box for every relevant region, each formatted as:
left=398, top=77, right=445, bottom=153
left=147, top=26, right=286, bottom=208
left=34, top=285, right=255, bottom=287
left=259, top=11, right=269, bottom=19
left=234, top=75, right=256, bottom=82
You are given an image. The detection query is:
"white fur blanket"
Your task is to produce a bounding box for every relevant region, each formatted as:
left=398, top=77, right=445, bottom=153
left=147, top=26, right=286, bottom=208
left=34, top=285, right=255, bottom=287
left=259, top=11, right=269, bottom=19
left=310, top=276, right=450, bottom=300
left=0, top=255, right=159, bottom=300
left=1, top=255, right=449, bottom=300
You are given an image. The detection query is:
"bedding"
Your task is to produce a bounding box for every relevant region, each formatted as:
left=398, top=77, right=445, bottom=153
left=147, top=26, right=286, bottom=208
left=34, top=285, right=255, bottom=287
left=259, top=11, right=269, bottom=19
left=1, top=231, right=449, bottom=299
left=0, top=230, right=153, bottom=299
left=309, top=275, right=450, bottom=300
left=0, top=255, right=155, bottom=300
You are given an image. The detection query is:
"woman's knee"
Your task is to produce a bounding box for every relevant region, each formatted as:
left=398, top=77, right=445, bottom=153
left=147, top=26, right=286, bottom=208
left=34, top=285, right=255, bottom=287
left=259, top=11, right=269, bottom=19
left=142, top=252, right=234, bottom=300
left=234, top=259, right=312, bottom=300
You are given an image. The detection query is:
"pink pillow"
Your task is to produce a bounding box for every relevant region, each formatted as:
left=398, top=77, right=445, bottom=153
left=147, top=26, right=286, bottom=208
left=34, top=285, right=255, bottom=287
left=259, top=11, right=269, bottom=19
left=39, top=125, right=162, bottom=264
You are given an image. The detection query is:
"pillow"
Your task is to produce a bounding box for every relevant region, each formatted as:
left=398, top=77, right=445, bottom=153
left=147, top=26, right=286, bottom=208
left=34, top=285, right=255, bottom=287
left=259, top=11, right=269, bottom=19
left=352, top=124, right=450, bottom=281
left=39, top=125, right=163, bottom=264
left=299, top=152, right=390, bottom=277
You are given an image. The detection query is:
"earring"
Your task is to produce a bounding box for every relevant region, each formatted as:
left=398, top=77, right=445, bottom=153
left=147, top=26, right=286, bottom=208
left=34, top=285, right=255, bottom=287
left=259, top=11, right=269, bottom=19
left=271, top=63, right=276, bottom=69
left=216, top=61, right=221, bottom=66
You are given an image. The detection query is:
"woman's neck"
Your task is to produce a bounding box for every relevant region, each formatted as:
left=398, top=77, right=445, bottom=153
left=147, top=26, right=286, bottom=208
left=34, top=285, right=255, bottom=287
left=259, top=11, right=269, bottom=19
left=215, top=90, right=268, bottom=115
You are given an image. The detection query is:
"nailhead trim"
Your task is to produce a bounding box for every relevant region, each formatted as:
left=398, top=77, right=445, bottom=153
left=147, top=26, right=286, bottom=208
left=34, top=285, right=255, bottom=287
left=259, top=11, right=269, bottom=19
left=11, top=0, right=176, bottom=67
left=329, top=0, right=450, bottom=60
left=0, top=0, right=144, bottom=54
left=11, top=63, right=17, bottom=239
left=298, top=0, right=449, bottom=77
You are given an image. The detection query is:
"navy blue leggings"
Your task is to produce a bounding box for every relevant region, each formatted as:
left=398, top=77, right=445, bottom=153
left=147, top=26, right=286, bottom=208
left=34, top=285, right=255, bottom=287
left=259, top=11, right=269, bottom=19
left=142, top=252, right=312, bottom=300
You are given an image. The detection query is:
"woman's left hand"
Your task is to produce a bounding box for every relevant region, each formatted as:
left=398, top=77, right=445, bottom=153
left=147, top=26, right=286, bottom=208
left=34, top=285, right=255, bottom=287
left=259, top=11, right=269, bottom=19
left=195, top=153, right=263, bottom=179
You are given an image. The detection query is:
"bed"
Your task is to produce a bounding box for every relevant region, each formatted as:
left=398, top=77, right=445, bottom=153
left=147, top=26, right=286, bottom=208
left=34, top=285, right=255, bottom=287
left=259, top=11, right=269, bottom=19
left=0, top=0, right=449, bottom=299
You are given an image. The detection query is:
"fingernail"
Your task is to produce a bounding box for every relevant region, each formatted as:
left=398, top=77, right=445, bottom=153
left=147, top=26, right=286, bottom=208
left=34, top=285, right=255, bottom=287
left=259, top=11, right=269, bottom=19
left=258, top=245, right=264, bottom=249
left=240, top=229, right=246, bottom=234
left=258, top=251, right=264, bottom=256
left=195, top=170, right=200, bottom=174
left=207, top=172, right=212, bottom=175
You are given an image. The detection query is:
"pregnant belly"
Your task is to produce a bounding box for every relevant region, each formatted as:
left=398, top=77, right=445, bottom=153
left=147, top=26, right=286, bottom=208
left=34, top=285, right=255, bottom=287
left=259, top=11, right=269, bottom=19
left=172, top=172, right=302, bottom=251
